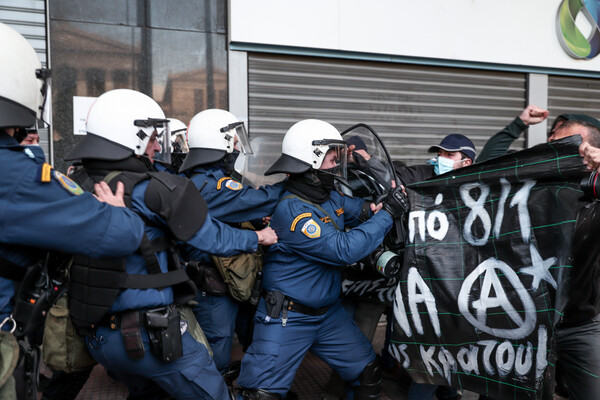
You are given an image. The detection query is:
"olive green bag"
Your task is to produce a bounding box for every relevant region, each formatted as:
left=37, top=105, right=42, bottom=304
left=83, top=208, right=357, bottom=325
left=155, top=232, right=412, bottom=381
left=42, top=295, right=97, bottom=373
left=0, top=328, right=19, bottom=400
left=210, top=221, right=263, bottom=302
left=211, top=251, right=262, bottom=302
left=42, top=300, right=212, bottom=372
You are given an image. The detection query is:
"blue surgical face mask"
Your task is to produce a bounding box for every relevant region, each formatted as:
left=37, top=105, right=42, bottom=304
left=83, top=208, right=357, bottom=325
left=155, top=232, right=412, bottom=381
left=434, top=156, right=459, bottom=175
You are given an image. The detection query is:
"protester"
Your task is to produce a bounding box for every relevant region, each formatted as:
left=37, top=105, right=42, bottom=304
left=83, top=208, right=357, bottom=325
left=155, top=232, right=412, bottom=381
left=395, top=133, right=476, bottom=400
left=546, top=120, right=600, bottom=400
left=476, top=105, right=549, bottom=162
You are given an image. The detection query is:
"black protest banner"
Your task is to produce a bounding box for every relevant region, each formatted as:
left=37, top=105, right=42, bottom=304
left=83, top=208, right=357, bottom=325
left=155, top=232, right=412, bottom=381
left=341, top=273, right=397, bottom=307
left=389, top=136, right=587, bottom=399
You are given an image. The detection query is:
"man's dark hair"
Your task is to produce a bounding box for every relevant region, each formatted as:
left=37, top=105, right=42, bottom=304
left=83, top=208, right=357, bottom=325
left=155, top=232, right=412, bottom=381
left=550, top=114, right=600, bottom=138
left=555, top=120, right=600, bottom=147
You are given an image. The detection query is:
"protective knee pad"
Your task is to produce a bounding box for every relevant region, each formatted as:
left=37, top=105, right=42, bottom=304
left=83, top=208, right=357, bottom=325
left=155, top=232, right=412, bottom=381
left=238, top=388, right=282, bottom=400
left=353, top=357, right=383, bottom=400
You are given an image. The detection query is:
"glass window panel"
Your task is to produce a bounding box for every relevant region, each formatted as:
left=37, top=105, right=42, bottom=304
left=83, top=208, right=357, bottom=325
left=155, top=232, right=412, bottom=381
left=112, top=69, right=131, bottom=89
left=152, top=29, right=228, bottom=122
left=147, top=0, right=227, bottom=33
left=50, top=19, right=227, bottom=173
left=85, top=68, right=106, bottom=96
left=49, top=0, right=139, bottom=25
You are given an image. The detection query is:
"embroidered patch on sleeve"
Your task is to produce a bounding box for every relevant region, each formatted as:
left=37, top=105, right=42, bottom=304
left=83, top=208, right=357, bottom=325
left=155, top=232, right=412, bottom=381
left=37, top=163, right=53, bottom=183
left=301, top=219, right=321, bottom=238
left=224, top=179, right=243, bottom=191
left=216, top=177, right=243, bottom=190
left=216, top=177, right=230, bottom=189
left=290, top=212, right=312, bottom=231
left=53, top=170, right=83, bottom=195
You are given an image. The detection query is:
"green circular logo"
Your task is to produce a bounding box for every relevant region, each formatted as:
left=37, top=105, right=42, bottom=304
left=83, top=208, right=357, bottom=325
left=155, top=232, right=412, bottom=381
left=557, top=0, right=600, bottom=59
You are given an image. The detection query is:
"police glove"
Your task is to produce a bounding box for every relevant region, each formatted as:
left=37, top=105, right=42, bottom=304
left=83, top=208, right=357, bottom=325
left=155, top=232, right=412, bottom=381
left=382, top=187, right=409, bottom=218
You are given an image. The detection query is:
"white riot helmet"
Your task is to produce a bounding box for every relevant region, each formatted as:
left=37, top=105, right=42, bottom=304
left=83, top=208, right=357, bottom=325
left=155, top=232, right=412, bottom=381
left=169, top=118, right=189, bottom=154
left=179, top=109, right=252, bottom=172
left=168, top=118, right=189, bottom=169
left=65, top=89, right=170, bottom=162
left=0, top=23, right=50, bottom=128
left=265, top=119, right=347, bottom=178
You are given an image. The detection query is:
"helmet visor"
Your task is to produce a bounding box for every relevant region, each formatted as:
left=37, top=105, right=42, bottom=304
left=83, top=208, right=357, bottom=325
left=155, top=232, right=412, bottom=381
left=136, top=118, right=171, bottom=164
left=313, top=139, right=347, bottom=179
left=221, top=121, right=253, bottom=155
left=155, top=122, right=171, bottom=164
left=171, top=131, right=189, bottom=154
left=36, top=68, right=51, bottom=127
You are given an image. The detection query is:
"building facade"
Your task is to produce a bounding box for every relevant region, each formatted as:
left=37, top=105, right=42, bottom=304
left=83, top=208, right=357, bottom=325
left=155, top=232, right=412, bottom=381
left=2, top=0, right=600, bottom=169
left=228, top=0, right=600, bottom=164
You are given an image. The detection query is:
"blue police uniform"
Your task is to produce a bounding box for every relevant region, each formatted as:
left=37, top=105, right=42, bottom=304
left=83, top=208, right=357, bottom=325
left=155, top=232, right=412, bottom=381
left=85, top=172, right=261, bottom=400
left=0, top=131, right=145, bottom=322
left=187, top=166, right=285, bottom=372
left=236, top=190, right=393, bottom=397
left=153, top=160, right=178, bottom=174
left=188, top=167, right=284, bottom=224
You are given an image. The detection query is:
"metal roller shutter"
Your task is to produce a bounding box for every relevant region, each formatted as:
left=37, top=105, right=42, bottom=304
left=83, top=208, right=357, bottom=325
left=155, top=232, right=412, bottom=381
left=0, top=0, right=50, bottom=155
left=248, top=53, right=527, bottom=165
left=548, top=75, right=600, bottom=123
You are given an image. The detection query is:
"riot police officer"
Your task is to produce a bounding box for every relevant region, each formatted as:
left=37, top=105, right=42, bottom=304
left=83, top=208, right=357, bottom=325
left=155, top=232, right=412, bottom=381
left=63, top=88, right=277, bottom=400
left=0, top=22, right=145, bottom=398
left=167, top=118, right=189, bottom=171
left=236, top=119, right=407, bottom=399
left=179, top=109, right=285, bottom=374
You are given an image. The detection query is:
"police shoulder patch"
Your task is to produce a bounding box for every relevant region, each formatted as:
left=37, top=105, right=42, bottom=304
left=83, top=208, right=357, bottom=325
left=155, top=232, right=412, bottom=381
left=291, top=212, right=312, bottom=231
left=216, top=177, right=242, bottom=191
left=301, top=219, right=321, bottom=238
left=224, top=179, right=243, bottom=191
left=53, top=170, right=83, bottom=196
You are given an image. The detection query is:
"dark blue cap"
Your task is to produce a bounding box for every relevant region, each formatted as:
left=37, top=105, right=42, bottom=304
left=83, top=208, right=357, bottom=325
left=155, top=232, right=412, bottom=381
left=428, top=134, right=476, bottom=161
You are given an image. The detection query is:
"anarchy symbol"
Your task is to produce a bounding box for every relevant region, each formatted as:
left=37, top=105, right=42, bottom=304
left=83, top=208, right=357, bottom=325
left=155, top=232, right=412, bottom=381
left=458, top=258, right=536, bottom=340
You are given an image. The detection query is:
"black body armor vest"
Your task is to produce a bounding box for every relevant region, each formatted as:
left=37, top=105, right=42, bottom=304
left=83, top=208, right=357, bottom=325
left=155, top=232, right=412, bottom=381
left=68, top=158, right=207, bottom=328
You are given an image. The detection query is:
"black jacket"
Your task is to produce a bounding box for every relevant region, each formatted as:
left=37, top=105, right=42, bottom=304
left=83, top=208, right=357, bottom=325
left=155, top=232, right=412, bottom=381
left=562, top=200, right=600, bottom=325
left=393, top=162, right=435, bottom=185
